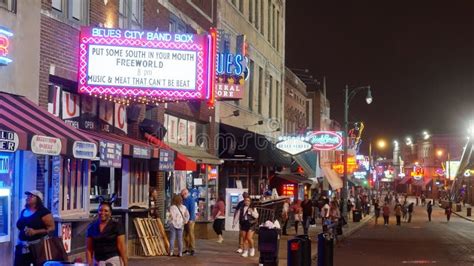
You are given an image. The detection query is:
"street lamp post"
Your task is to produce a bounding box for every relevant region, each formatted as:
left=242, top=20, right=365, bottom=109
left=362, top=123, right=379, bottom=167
left=342, top=85, right=373, bottom=220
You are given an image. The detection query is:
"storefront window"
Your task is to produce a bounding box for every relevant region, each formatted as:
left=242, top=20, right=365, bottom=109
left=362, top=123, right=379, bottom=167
left=195, top=165, right=218, bottom=221
left=90, top=161, right=122, bottom=208
left=61, top=158, right=88, bottom=215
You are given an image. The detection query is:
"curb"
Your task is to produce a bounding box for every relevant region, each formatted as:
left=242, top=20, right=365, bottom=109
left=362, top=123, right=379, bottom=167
left=311, top=214, right=374, bottom=261
left=453, top=211, right=474, bottom=222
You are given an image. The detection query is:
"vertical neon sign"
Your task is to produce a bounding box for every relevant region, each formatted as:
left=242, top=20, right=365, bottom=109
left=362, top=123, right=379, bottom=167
left=207, top=28, right=217, bottom=108
left=0, top=27, right=13, bottom=66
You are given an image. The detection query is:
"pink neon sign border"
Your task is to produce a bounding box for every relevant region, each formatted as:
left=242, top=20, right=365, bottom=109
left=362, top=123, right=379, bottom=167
left=78, top=28, right=210, bottom=100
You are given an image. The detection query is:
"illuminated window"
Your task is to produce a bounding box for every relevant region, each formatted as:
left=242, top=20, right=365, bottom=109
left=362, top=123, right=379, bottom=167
left=119, top=0, right=143, bottom=29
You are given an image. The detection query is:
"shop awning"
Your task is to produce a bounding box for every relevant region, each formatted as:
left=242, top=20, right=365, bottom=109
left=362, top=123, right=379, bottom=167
left=322, top=166, right=343, bottom=190
left=144, top=133, right=197, bottom=171
left=275, top=173, right=313, bottom=185
left=169, top=144, right=222, bottom=165
left=83, top=130, right=158, bottom=158
left=219, top=124, right=291, bottom=167
left=0, top=92, right=95, bottom=155
left=398, top=176, right=412, bottom=185
left=294, top=151, right=317, bottom=178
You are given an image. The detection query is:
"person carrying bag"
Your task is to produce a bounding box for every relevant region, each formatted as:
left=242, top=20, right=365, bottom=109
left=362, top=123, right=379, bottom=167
left=15, top=190, right=67, bottom=266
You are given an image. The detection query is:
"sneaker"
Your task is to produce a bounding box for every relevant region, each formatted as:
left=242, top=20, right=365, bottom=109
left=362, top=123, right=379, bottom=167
left=236, top=248, right=243, bottom=253
left=249, top=248, right=255, bottom=257
left=190, top=250, right=195, bottom=256
left=241, top=250, right=248, bottom=257
left=217, top=237, right=224, bottom=243
left=169, top=252, right=174, bottom=256
left=178, top=253, right=183, bottom=257
left=183, top=250, right=189, bottom=254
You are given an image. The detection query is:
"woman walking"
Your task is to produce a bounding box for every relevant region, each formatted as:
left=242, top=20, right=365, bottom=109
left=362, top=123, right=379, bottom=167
left=374, top=201, right=381, bottom=225
left=281, top=198, right=290, bottom=235
left=445, top=203, right=452, bottom=222
left=168, top=194, right=190, bottom=257
left=394, top=203, right=402, bottom=226
left=382, top=202, right=390, bottom=226
left=233, top=196, right=259, bottom=257
left=15, top=190, right=55, bottom=266
left=87, top=197, right=128, bottom=266
left=212, top=195, right=226, bottom=243
left=291, top=200, right=303, bottom=235
left=427, top=201, right=433, bottom=222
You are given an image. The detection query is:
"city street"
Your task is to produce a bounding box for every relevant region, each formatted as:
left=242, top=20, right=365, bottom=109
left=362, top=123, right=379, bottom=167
left=335, top=201, right=474, bottom=266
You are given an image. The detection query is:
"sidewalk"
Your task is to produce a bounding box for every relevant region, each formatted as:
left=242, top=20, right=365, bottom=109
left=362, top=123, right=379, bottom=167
left=129, top=213, right=374, bottom=266
left=452, top=204, right=474, bottom=222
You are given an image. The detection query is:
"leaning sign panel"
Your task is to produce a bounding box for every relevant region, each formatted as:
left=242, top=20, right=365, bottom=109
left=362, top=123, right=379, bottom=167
left=78, top=27, right=214, bottom=101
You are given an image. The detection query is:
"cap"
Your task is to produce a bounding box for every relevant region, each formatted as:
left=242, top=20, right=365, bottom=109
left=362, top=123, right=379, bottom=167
left=25, top=190, right=43, bottom=201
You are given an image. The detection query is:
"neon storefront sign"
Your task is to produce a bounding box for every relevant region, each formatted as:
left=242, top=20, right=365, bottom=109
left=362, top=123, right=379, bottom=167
left=78, top=27, right=215, bottom=101
left=0, top=27, right=13, bottom=65
left=306, top=131, right=343, bottom=151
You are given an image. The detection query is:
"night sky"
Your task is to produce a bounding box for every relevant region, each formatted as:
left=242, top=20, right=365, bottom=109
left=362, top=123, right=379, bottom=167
left=286, top=0, right=474, bottom=150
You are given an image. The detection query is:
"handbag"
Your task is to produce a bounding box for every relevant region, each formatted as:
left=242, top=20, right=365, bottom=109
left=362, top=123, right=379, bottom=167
left=29, top=236, right=68, bottom=265
left=176, top=205, right=189, bottom=230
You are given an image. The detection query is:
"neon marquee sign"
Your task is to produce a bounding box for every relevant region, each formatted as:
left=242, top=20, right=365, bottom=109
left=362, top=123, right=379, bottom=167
left=0, top=27, right=13, bottom=65
left=78, top=27, right=215, bottom=102
left=306, top=131, right=343, bottom=151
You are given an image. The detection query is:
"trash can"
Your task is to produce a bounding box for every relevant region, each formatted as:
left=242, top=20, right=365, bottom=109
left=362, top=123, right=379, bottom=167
left=353, top=210, right=362, bottom=222
left=467, top=207, right=472, bottom=217
left=287, top=235, right=311, bottom=266
left=258, top=227, right=280, bottom=266
left=317, top=233, right=334, bottom=266
left=456, top=204, right=462, bottom=212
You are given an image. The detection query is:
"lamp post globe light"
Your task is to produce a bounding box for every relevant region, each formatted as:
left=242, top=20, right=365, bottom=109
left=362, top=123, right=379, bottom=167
left=342, top=85, right=373, bottom=220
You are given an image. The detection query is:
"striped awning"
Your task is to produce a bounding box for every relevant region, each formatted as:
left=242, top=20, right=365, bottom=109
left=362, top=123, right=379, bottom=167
left=144, top=133, right=197, bottom=171
left=83, top=130, right=159, bottom=158
left=0, top=92, right=94, bottom=155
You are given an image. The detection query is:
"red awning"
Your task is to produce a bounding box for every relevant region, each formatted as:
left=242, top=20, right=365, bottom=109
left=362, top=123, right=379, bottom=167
left=83, top=130, right=158, bottom=158
left=0, top=92, right=94, bottom=155
left=398, top=176, right=412, bottom=185
left=144, top=133, right=197, bottom=171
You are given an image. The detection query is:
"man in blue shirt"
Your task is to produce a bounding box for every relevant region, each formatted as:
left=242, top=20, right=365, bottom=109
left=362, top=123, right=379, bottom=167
left=181, top=188, right=196, bottom=255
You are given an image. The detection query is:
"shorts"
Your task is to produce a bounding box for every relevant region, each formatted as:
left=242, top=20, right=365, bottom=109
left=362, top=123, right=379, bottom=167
left=240, top=220, right=256, bottom=232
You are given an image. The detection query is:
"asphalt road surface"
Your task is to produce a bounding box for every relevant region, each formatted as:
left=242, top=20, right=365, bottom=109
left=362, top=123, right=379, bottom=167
left=334, top=201, right=474, bottom=266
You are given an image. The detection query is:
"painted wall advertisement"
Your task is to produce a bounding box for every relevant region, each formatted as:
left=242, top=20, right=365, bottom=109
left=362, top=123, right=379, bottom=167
left=78, top=27, right=214, bottom=101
